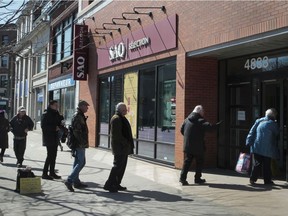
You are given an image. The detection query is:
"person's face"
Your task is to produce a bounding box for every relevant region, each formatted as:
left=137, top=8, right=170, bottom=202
left=120, top=105, right=128, bottom=116
left=18, top=111, right=26, bottom=117
left=50, top=102, right=58, bottom=110
left=80, top=105, right=89, bottom=113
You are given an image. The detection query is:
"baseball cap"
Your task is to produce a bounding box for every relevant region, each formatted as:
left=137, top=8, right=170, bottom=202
left=18, top=106, right=26, bottom=112
left=78, top=100, right=90, bottom=107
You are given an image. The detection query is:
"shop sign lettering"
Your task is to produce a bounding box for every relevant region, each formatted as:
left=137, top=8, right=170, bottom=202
left=109, top=43, right=126, bottom=61
left=129, top=37, right=150, bottom=51
left=244, top=56, right=269, bottom=70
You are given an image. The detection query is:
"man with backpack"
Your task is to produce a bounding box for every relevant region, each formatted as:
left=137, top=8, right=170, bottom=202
left=64, top=100, right=89, bottom=192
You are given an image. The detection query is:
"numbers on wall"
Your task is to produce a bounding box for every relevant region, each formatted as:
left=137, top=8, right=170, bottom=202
left=244, top=56, right=269, bottom=70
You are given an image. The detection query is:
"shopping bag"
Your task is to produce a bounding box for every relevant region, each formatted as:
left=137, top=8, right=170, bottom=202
left=235, top=153, right=251, bottom=174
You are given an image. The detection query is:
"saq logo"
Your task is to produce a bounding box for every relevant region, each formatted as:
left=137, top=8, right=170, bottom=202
left=109, top=42, right=126, bottom=61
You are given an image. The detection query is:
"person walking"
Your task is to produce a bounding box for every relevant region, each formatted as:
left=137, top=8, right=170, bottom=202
left=10, top=106, right=34, bottom=167
left=104, top=102, right=134, bottom=193
left=246, top=108, right=280, bottom=185
left=179, top=105, right=222, bottom=185
left=41, top=100, right=62, bottom=180
left=64, top=100, right=89, bottom=192
left=0, top=110, right=10, bottom=163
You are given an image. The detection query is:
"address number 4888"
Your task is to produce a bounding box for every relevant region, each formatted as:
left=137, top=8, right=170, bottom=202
left=244, top=56, right=269, bottom=70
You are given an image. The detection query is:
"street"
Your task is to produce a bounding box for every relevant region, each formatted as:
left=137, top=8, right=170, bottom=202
left=0, top=131, right=287, bottom=216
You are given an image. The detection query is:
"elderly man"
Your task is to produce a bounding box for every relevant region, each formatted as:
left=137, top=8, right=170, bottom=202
left=246, top=108, right=280, bottom=185
left=104, top=102, right=134, bottom=192
left=64, top=100, right=89, bottom=192
left=179, top=105, right=222, bottom=185
left=10, top=106, right=34, bottom=167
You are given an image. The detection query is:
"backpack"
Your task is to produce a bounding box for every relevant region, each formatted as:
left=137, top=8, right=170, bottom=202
left=66, top=126, right=76, bottom=150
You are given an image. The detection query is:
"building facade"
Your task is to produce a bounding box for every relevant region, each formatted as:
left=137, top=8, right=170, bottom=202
left=75, top=0, right=288, bottom=181
left=0, top=24, right=16, bottom=118
left=47, top=0, right=78, bottom=125
left=14, top=0, right=50, bottom=126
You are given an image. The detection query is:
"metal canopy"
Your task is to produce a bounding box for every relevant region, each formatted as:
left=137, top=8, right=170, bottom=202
left=187, top=27, right=288, bottom=59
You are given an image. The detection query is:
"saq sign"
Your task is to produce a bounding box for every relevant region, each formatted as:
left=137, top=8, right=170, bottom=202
left=73, top=24, right=88, bottom=81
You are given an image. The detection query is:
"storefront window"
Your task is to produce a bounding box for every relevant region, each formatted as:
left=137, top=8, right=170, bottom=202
left=99, top=77, right=110, bottom=135
left=138, top=68, right=155, bottom=140
left=61, top=87, right=75, bottom=125
left=110, top=75, right=123, bottom=116
left=157, top=63, right=176, bottom=144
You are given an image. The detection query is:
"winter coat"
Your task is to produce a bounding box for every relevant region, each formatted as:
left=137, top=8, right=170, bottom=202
left=71, top=108, right=89, bottom=148
left=41, top=107, right=62, bottom=146
left=181, top=112, right=218, bottom=155
left=110, top=112, right=134, bottom=156
left=10, top=114, right=34, bottom=138
left=246, top=117, right=280, bottom=159
left=0, top=115, right=9, bottom=149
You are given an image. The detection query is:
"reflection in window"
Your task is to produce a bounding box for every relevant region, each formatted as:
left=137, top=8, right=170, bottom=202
left=99, top=77, right=110, bottom=134
left=61, top=87, right=75, bottom=125
left=138, top=68, right=155, bottom=140
left=157, top=63, right=176, bottom=143
left=110, top=75, right=123, bottom=117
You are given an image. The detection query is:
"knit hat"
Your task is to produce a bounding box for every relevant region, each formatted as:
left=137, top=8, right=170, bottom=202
left=18, top=106, right=26, bottom=112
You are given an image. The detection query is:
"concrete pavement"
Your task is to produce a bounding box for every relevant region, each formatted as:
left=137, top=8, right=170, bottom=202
left=0, top=130, right=287, bottom=216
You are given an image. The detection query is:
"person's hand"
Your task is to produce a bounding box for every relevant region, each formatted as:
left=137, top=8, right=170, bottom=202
left=56, top=126, right=60, bottom=131
left=216, top=120, right=224, bottom=125
left=24, top=129, right=28, bottom=133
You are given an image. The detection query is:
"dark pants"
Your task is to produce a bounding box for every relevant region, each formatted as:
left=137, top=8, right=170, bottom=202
left=180, top=153, right=204, bottom=181
left=43, top=145, right=58, bottom=175
left=250, top=153, right=272, bottom=183
left=0, top=148, right=6, bottom=157
left=13, top=138, right=27, bottom=165
left=105, top=154, right=128, bottom=187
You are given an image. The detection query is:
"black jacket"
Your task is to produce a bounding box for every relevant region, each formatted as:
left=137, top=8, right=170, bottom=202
left=10, top=114, right=34, bottom=138
left=110, top=112, right=134, bottom=155
left=71, top=108, right=89, bottom=148
left=41, top=107, right=62, bottom=146
left=181, top=112, right=218, bottom=155
left=0, top=115, right=9, bottom=148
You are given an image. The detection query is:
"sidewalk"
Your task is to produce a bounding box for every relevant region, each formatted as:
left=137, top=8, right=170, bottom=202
left=0, top=131, right=287, bottom=216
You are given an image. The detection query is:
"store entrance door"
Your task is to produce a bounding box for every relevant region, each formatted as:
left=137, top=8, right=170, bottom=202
left=262, top=80, right=287, bottom=180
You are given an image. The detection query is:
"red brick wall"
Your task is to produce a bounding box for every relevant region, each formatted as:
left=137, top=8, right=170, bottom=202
left=79, top=1, right=288, bottom=168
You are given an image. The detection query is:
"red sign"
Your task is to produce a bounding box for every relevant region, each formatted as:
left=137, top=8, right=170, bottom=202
left=73, top=24, right=88, bottom=81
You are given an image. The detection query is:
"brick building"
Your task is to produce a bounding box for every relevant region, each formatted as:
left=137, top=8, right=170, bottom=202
left=73, top=1, right=288, bottom=180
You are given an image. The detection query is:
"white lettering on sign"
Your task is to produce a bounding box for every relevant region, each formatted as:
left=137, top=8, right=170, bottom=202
left=129, top=37, right=150, bottom=51
left=244, top=56, right=269, bottom=70
left=76, top=56, right=85, bottom=78
left=109, top=42, right=126, bottom=61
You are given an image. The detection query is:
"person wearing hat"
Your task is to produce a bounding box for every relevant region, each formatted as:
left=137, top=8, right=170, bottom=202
left=0, top=110, right=9, bottom=163
left=10, top=106, right=34, bottom=167
left=64, top=100, right=89, bottom=192
left=41, top=100, right=63, bottom=180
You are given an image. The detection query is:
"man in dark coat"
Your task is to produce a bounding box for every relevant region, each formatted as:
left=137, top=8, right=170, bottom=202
left=0, top=110, right=9, bottom=163
left=104, top=102, right=134, bottom=192
left=10, top=106, right=34, bottom=167
left=179, top=105, right=222, bottom=185
left=64, top=100, right=89, bottom=192
left=41, top=100, right=62, bottom=180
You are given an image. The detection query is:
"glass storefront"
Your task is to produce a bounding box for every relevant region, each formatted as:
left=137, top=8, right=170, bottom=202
left=98, top=59, right=176, bottom=164
left=219, top=50, right=288, bottom=180
left=48, top=76, right=76, bottom=125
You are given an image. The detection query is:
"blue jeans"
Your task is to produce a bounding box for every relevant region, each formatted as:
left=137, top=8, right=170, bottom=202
left=67, top=148, right=86, bottom=184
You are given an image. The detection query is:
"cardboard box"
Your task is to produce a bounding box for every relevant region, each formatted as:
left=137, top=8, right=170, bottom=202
left=20, top=177, right=41, bottom=194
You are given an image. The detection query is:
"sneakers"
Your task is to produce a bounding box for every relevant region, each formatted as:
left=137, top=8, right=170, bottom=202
left=50, top=173, right=62, bottom=179
left=179, top=180, right=189, bottom=186
left=64, top=181, right=74, bottom=192
left=42, top=174, right=53, bottom=180
left=194, top=178, right=206, bottom=184
left=249, top=179, right=256, bottom=185
left=74, top=182, right=88, bottom=189
left=17, top=163, right=23, bottom=168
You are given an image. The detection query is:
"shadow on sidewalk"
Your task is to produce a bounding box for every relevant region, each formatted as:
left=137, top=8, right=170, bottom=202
left=96, top=189, right=194, bottom=202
